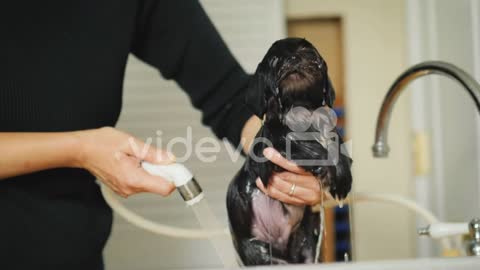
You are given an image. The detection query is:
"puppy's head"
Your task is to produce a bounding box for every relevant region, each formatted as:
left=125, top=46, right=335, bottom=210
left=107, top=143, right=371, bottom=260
left=246, top=37, right=335, bottom=118
left=246, top=38, right=352, bottom=201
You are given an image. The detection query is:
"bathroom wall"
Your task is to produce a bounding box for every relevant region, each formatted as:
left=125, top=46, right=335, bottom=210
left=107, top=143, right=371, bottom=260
left=285, top=0, right=415, bottom=261
left=104, top=1, right=284, bottom=269
left=406, top=0, right=480, bottom=257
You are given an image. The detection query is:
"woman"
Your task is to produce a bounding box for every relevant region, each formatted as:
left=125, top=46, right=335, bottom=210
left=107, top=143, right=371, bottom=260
left=0, top=0, right=325, bottom=269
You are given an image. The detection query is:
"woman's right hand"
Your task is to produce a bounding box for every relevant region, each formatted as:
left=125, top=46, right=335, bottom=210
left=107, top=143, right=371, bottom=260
left=73, top=127, right=176, bottom=198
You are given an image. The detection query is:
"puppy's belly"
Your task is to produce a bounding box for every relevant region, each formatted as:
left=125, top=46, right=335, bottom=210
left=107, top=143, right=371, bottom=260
left=251, top=191, right=305, bottom=252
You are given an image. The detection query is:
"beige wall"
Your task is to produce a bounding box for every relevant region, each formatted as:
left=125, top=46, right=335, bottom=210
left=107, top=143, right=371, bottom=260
left=286, top=0, right=415, bottom=261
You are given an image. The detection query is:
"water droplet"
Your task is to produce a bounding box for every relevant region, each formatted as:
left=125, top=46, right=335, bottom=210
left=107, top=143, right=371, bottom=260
left=335, top=197, right=345, bottom=208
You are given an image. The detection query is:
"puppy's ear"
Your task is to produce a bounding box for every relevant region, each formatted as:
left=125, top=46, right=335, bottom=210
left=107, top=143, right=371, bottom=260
left=246, top=127, right=274, bottom=186
left=325, top=153, right=352, bottom=200
left=325, top=76, right=336, bottom=107
left=252, top=156, right=274, bottom=187
left=245, top=64, right=268, bottom=117
left=317, top=50, right=336, bottom=108
left=327, top=130, right=352, bottom=199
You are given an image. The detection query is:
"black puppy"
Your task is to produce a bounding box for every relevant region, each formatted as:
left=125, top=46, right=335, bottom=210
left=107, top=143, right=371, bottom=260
left=226, top=38, right=353, bottom=266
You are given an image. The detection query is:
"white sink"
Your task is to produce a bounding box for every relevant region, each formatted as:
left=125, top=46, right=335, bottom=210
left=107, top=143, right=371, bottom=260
left=214, top=257, right=480, bottom=270
left=257, top=257, right=480, bottom=270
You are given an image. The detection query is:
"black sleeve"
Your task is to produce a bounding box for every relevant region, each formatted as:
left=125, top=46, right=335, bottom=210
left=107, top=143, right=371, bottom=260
left=131, top=0, right=253, bottom=147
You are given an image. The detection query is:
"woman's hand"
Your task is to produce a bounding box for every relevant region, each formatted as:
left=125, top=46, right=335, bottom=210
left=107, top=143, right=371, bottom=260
left=255, top=147, right=327, bottom=206
left=74, top=127, right=176, bottom=198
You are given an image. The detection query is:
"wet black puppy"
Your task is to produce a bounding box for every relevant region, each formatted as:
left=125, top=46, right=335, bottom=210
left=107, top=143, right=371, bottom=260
left=226, top=38, right=352, bottom=266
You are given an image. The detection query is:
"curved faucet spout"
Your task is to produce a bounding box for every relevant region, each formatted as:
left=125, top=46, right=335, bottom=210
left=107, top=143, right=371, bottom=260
left=372, top=61, right=480, bottom=158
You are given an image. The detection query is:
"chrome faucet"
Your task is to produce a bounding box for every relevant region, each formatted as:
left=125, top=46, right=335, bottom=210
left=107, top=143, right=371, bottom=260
left=371, top=61, right=480, bottom=256
left=371, top=61, right=480, bottom=158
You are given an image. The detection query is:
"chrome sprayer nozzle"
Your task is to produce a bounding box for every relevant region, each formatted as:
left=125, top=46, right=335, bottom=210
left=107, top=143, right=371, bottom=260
left=141, top=162, right=204, bottom=206
left=176, top=177, right=204, bottom=205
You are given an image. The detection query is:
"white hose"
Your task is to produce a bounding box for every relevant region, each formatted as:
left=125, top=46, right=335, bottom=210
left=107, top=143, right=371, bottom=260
left=330, top=192, right=453, bottom=251
left=321, top=192, right=440, bottom=224
left=101, top=184, right=452, bottom=250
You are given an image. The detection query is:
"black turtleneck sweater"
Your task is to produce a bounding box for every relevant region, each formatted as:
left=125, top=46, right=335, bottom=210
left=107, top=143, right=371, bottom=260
left=0, top=0, right=252, bottom=269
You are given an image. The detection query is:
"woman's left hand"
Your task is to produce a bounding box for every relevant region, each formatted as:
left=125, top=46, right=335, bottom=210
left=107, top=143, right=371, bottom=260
left=255, top=147, right=326, bottom=206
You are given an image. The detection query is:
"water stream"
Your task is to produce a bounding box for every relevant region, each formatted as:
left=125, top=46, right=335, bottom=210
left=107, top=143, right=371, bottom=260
left=190, top=198, right=238, bottom=268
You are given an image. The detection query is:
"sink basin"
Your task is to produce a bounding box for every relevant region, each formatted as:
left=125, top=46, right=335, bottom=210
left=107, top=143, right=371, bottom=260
left=205, top=257, right=480, bottom=270
left=265, top=258, right=478, bottom=270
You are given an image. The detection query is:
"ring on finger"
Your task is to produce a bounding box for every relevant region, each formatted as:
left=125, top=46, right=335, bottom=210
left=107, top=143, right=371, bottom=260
left=288, top=183, right=297, bottom=196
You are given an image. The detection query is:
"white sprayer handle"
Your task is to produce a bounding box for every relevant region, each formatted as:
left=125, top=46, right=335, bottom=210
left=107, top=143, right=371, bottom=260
left=420, top=222, right=469, bottom=238
left=141, top=162, right=193, bottom=187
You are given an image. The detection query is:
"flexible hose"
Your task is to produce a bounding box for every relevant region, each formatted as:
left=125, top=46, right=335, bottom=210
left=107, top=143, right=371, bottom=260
left=318, top=192, right=439, bottom=224
left=332, top=192, right=453, bottom=250
left=101, top=183, right=452, bottom=250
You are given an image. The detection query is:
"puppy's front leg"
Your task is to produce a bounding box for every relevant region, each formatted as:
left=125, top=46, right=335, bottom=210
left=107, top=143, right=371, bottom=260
left=287, top=207, right=321, bottom=264
left=238, top=238, right=287, bottom=266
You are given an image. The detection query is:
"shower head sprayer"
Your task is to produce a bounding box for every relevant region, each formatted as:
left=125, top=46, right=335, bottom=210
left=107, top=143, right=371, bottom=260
left=141, top=162, right=204, bottom=206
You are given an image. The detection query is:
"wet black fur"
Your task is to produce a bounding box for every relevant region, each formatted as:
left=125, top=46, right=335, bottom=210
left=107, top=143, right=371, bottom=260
left=226, top=38, right=352, bottom=266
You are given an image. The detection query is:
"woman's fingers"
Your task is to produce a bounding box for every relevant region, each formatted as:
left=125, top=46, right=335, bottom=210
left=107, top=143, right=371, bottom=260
left=276, top=171, right=322, bottom=191
left=116, top=152, right=176, bottom=197
left=271, top=175, right=322, bottom=205
left=117, top=131, right=176, bottom=196
left=260, top=147, right=328, bottom=205
left=123, top=136, right=175, bottom=165
left=263, top=147, right=306, bottom=175
left=256, top=178, right=307, bottom=206
left=79, top=127, right=178, bottom=198
left=134, top=168, right=176, bottom=196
